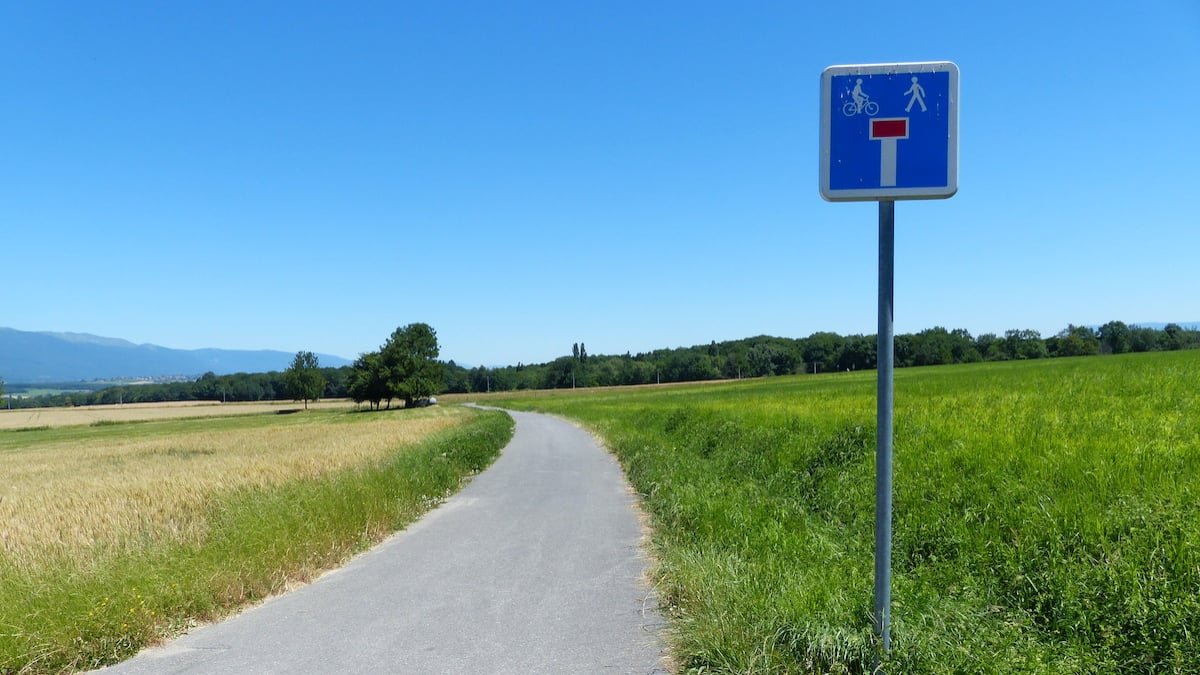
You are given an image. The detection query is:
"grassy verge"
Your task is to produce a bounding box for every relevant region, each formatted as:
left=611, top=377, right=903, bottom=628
left=0, top=406, right=513, bottom=673
left=496, top=351, right=1200, bottom=673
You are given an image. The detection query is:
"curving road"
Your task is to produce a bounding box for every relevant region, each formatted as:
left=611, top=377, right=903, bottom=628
left=95, top=409, right=668, bottom=674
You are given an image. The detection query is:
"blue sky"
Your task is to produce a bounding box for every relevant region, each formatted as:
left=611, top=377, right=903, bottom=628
left=2, top=1, right=1197, bottom=367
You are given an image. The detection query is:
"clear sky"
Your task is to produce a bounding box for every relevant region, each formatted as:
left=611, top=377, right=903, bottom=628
left=3, top=1, right=1197, bottom=367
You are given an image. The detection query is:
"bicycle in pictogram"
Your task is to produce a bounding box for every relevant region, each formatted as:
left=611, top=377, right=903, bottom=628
left=842, top=97, right=879, bottom=117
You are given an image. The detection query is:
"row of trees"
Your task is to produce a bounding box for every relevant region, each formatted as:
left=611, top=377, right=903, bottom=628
left=280, top=324, right=449, bottom=411
left=3, top=368, right=353, bottom=409
left=440, top=321, right=1200, bottom=393
left=4, top=321, right=1196, bottom=408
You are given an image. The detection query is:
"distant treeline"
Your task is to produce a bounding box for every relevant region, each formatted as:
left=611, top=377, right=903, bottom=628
left=5, top=321, right=1197, bottom=408
left=4, top=369, right=352, bottom=409
left=447, top=322, right=1199, bottom=392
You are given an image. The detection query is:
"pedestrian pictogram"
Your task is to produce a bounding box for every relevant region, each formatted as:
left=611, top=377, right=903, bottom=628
left=903, top=76, right=927, bottom=113
left=819, top=61, right=958, bottom=201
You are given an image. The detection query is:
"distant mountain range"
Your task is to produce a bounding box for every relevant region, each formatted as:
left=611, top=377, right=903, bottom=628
left=0, top=327, right=351, bottom=383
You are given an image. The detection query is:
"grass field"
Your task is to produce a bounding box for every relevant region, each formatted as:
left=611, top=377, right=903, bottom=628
left=494, top=351, right=1200, bottom=673
left=0, top=404, right=513, bottom=673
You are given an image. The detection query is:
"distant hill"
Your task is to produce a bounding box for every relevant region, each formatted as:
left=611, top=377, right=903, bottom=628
left=0, top=327, right=351, bottom=383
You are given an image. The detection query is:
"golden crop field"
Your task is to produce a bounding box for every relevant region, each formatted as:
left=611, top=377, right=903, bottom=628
left=0, top=398, right=359, bottom=430
left=1, top=404, right=514, bottom=673
left=0, top=406, right=465, bottom=568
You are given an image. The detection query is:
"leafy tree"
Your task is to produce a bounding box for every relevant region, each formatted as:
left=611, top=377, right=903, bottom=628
left=193, top=372, right=219, bottom=401
left=803, top=332, right=844, bottom=374
left=1003, top=329, right=1048, bottom=360
left=382, top=323, right=444, bottom=408
left=348, top=352, right=391, bottom=410
left=283, top=351, right=326, bottom=409
left=468, top=366, right=492, bottom=394
left=950, top=328, right=983, bottom=363
left=591, top=355, right=622, bottom=386
left=975, top=333, right=1005, bottom=360
left=1098, top=320, right=1131, bottom=355
left=1129, top=326, right=1161, bottom=352
left=662, top=350, right=719, bottom=382
left=909, top=326, right=958, bottom=366
left=838, top=335, right=876, bottom=371
left=1159, top=323, right=1199, bottom=351
left=443, top=360, right=471, bottom=393
left=747, top=343, right=783, bottom=376
left=721, top=350, right=750, bottom=379
left=545, top=356, right=578, bottom=389
left=1054, top=325, right=1100, bottom=357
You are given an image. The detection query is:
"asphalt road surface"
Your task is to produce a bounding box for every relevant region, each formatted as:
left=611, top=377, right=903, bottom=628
left=95, top=409, right=668, bottom=674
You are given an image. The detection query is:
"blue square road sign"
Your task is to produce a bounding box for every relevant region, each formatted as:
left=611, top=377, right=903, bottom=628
left=820, top=62, right=959, bottom=201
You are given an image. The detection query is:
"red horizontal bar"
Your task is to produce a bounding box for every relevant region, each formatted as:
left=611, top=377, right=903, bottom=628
left=871, top=119, right=908, bottom=138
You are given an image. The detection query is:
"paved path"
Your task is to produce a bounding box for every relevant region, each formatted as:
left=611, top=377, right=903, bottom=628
left=96, top=410, right=668, bottom=674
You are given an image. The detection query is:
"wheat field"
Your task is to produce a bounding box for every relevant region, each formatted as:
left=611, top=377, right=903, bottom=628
left=0, top=406, right=463, bottom=568
left=1, top=404, right=514, bottom=673
left=0, top=398, right=361, bottom=430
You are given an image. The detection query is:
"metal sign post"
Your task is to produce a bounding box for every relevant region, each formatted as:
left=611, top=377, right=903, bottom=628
left=818, top=61, right=959, bottom=660
left=875, top=198, right=895, bottom=653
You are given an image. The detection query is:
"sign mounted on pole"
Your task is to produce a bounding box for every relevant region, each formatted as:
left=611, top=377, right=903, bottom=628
left=820, top=61, right=959, bottom=201
left=817, top=60, right=960, bottom=664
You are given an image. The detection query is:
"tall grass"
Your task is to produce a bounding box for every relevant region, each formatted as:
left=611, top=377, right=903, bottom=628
left=0, top=406, right=513, bottom=673
left=498, top=351, right=1200, bottom=673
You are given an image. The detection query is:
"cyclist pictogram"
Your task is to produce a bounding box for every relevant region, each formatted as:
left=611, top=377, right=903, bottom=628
left=842, top=78, right=879, bottom=117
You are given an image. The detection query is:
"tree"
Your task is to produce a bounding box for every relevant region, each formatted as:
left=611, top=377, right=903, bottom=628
left=1098, top=320, right=1131, bottom=355
left=382, top=323, right=444, bottom=408
left=1054, top=325, right=1100, bottom=357
left=443, top=360, right=471, bottom=393
left=747, top=343, right=782, bottom=376
left=1159, top=323, right=1199, bottom=351
left=1002, top=329, right=1048, bottom=360
left=348, top=351, right=391, bottom=410
left=909, top=326, right=957, bottom=366
left=949, top=328, right=983, bottom=363
left=194, top=372, right=219, bottom=401
left=283, top=351, right=326, bottom=409
left=803, top=332, right=844, bottom=374
left=1129, top=326, right=1161, bottom=352
left=545, top=355, right=578, bottom=389
left=838, top=335, right=876, bottom=371
left=976, top=333, right=1005, bottom=360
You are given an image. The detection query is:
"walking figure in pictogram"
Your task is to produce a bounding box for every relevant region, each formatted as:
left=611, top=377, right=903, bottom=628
left=904, top=76, right=927, bottom=113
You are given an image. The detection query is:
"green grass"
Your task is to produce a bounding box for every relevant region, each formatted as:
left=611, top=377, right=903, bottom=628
left=0, top=407, right=513, bottom=673
left=497, top=351, right=1200, bottom=673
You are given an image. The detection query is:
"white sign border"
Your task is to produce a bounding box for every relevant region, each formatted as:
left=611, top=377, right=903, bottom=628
left=819, top=61, right=959, bottom=202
